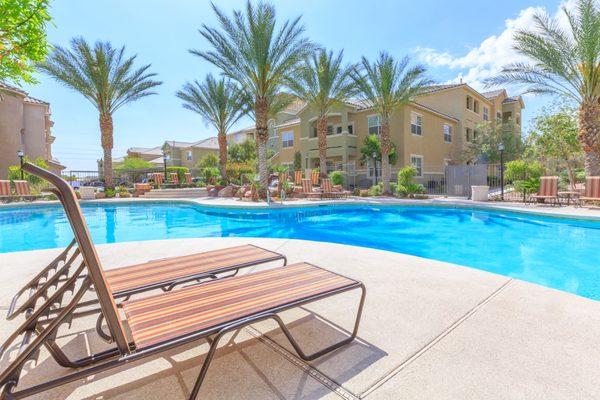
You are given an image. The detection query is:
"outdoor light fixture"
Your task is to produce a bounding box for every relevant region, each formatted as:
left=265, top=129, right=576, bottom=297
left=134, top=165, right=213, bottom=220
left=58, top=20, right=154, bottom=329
left=17, top=149, right=25, bottom=179
left=162, top=150, right=169, bottom=178
left=498, top=143, right=505, bottom=200
left=372, top=151, right=378, bottom=185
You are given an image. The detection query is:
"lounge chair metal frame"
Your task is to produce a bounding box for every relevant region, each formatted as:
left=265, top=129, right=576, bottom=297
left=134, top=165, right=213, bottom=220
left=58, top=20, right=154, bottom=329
left=0, top=163, right=365, bottom=400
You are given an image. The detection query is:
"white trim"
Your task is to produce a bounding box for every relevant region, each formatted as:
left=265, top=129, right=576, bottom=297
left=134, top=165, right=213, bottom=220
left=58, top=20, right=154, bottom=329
left=410, top=111, right=423, bottom=136
left=367, top=114, right=381, bottom=136
left=410, top=154, right=424, bottom=177
left=281, top=130, right=294, bottom=148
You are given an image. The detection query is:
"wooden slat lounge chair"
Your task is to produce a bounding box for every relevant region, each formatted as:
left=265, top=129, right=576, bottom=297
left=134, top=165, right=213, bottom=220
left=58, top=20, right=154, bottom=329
left=580, top=176, right=600, bottom=205
left=169, top=172, right=180, bottom=186
left=529, top=176, right=559, bottom=206
left=321, top=178, right=346, bottom=199
left=0, top=180, right=15, bottom=202
left=184, top=172, right=193, bottom=185
left=301, top=178, right=322, bottom=199
left=152, top=173, right=164, bottom=188
left=13, top=180, right=42, bottom=201
left=311, top=169, right=320, bottom=185
left=294, top=170, right=302, bottom=185
left=0, top=163, right=365, bottom=400
left=133, top=182, right=152, bottom=197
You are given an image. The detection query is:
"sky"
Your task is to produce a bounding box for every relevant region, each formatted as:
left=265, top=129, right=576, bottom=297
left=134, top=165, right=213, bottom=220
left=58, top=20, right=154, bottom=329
left=19, top=0, right=569, bottom=170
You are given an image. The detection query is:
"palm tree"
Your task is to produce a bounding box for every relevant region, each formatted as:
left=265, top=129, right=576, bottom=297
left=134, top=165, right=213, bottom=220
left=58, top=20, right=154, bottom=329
left=286, top=49, right=356, bottom=177
left=38, top=37, right=161, bottom=189
left=193, top=1, right=313, bottom=188
left=486, top=0, right=600, bottom=175
left=176, top=75, right=247, bottom=180
left=352, top=52, right=431, bottom=194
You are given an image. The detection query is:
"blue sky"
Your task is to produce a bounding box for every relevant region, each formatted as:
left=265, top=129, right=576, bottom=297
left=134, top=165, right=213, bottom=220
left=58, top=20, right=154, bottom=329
left=21, top=0, right=565, bottom=170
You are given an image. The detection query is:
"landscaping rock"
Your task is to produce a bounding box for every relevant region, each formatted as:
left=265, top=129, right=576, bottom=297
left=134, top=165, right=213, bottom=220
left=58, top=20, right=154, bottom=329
left=218, top=185, right=236, bottom=198
left=208, top=188, right=219, bottom=197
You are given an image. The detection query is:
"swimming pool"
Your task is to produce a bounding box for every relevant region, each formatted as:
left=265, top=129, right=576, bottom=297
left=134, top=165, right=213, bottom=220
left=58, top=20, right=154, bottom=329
left=1, top=202, right=600, bottom=300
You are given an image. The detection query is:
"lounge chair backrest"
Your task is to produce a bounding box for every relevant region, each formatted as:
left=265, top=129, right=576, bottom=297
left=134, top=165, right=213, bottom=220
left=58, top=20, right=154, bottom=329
left=22, top=163, right=130, bottom=353
left=153, top=173, right=164, bottom=186
left=322, top=178, right=333, bottom=193
left=0, top=180, right=10, bottom=196
left=538, top=176, right=558, bottom=196
left=301, top=178, right=312, bottom=193
left=585, top=176, right=600, bottom=198
left=311, top=170, right=320, bottom=185
left=13, top=180, right=30, bottom=196
left=184, top=172, right=192, bottom=184
left=294, top=170, right=302, bottom=185
left=170, top=172, right=179, bottom=184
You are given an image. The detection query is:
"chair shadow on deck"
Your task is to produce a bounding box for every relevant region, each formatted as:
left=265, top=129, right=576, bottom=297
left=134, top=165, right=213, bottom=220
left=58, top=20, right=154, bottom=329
left=1, top=304, right=385, bottom=400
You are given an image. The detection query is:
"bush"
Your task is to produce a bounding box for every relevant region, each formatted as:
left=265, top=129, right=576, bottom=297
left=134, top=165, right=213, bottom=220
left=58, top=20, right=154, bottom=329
left=105, top=188, right=116, bottom=198
left=352, top=188, right=361, bottom=196
left=166, top=166, right=189, bottom=183
left=228, top=139, right=257, bottom=163
left=369, top=183, right=383, bottom=196
left=390, top=182, right=398, bottom=194
left=293, top=151, right=302, bottom=171
left=196, top=153, right=218, bottom=169
left=202, top=166, right=221, bottom=184
left=227, top=162, right=255, bottom=181
left=329, top=170, right=344, bottom=186
left=505, top=160, right=542, bottom=200
left=7, top=156, right=48, bottom=185
left=396, top=166, right=425, bottom=197
left=115, top=156, right=152, bottom=170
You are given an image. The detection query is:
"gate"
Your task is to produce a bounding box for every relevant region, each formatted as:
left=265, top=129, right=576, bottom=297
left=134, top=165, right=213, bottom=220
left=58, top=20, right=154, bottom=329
left=445, top=164, right=488, bottom=197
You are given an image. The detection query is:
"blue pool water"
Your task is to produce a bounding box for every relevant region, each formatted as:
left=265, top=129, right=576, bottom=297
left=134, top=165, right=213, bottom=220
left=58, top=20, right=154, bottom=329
left=1, top=202, right=600, bottom=300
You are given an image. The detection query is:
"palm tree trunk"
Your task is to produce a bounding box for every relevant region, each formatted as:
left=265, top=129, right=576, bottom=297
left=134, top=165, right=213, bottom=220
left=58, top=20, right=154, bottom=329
left=579, top=102, right=600, bottom=175
left=99, top=113, right=114, bottom=189
left=380, top=117, right=391, bottom=195
left=218, top=130, right=228, bottom=180
left=317, top=117, right=328, bottom=178
left=255, top=97, right=269, bottom=188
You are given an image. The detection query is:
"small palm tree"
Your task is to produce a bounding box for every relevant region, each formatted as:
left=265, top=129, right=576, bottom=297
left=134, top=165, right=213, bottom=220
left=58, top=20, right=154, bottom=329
left=193, top=1, right=314, bottom=188
left=486, top=0, right=600, bottom=175
left=176, top=75, right=247, bottom=180
left=38, top=37, right=161, bottom=189
left=287, top=49, right=356, bottom=177
left=352, top=52, right=431, bottom=194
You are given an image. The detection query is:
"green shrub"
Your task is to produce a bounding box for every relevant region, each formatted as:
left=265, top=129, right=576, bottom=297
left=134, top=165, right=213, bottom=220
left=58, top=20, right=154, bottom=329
left=396, top=166, right=425, bottom=197
left=115, top=156, right=152, bottom=170
left=166, top=166, right=189, bottom=183
left=8, top=156, right=48, bottom=185
left=293, top=151, right=302, bottom=171
left=202, top=166, right=221, bottom=184
left=329, top=170, right=344, bottom=186
left=369, top=183, right=383, bottom=196
left=105, top=188, right=116, bottom=198
left=505, top=160, right=543, bottom=200
left=195, top=153, right=218, bottom=169
left=390, top=182, right=398, bottom=194
left=352, top=188, right=361, bottom=196
left=226, top=162, right=255, bottom=181
left=272, top=165, right=289, bottom=175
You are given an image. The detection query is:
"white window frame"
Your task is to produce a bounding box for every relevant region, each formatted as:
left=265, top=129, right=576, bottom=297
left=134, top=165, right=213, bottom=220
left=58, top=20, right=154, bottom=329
left=186, top=150, right=193, bottom=161
left=411, top=112, right=423, bottom=136
left=410, top=155, right=423, bottom=177
left=465, top=127, right=472, bottom=142
left=443, top=124, right=452, bottom=143
left=281, top=130, right=294, bottom=148
left=483, top=107, right=489, bottom=121
left=347, top=122, right=355, bottom=135
left=367, top=115, right=381, bottom=136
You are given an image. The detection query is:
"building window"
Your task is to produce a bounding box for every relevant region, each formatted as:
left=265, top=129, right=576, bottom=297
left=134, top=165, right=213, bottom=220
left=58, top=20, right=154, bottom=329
left=327, top=124, right=334, bottom=135
left=282, top=131, right=294, bottom=148
left=466, top=96, right=473, bottom=111
left=411, top=112, right=422, bottom=136
left=186, top=150, right=192, bottom=161
left=483, top=107, right=489, bottom=121
left=473, top=100, right=479, bottom=114
left=368, top=115, right=381, bottom=135
left=465, top=127, right=472, bottom=142
left=411, top=155, right=423, bottom=177
left=336, top=125, right=342, bottom=134
left=443, top=124, right=452, bottom=143
left=502, top=111, right=512, bottom=123
left=347, top=123, right=354, bottom=134
left=473, top=129, right=479, bottom=140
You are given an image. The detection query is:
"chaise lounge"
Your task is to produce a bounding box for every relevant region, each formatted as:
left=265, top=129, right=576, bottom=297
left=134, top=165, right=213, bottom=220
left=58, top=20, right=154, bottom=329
left=580, top=176, right=600, bottom=206
left=0, top=163, right=366, bottom=400
left=529, top=176, right=559, bottom=206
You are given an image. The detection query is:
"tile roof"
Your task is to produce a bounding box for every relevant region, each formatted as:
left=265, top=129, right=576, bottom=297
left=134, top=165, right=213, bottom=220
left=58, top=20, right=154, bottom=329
left=164, top=141, right=195, bottom=148
left=419, top=83, right=465, bottom=95
left=190, top=136, right=219, bottom=149
left=128, top=146, right=164, bottom=155
left=411, top=102, right=459, bottom=122
left=0, top=81, right=27, bottom=95
left=480, top=89, right=505, bottom=99
left=24, top=96, right=49, bottom=105
left=502, top=96, right=519, bottom=103
left=274, top=117, right=301, bottom=129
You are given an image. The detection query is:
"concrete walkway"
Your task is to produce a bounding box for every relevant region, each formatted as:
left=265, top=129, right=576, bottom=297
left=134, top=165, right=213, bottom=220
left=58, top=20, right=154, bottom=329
left=1, top=238, right=598, bottom=399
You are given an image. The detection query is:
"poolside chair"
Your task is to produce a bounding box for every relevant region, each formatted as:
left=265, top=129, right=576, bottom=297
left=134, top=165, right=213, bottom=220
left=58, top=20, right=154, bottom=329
left=152, top=173, right=164, bottom=188
left=0, top=162, right=365, bottom=400
left=13, top=180, right=41, bottom=201
left=321, top=178, right=346, bottom=199
left=168, top=172, right=180, bottom=186
left=311, top=169, right=320, bottom=185
left=301, top=178, right=322, bottom=199
left=294, top=170, right=302, bottom=185
left=0, top=180, right=15, bottom=202
left=184, top=172, right=193, bottom=185
left=580, top=176, right=600, bottom=206
left=133, top=182, right=152, bottom=197
left=529, top=176, right=559, bottom=206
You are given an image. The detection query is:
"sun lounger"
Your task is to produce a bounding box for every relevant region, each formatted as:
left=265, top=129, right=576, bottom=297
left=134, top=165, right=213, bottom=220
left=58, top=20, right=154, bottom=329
left=0, top=180, right=16, bottom=202
left=580, top=176, right=600, bottom=205
left=184, top=172, right=193, bottom=185
left=321, top=178, right=347, bottom=199
left=152, top=173, right=164, bottom=188
left=13, top=180, right=42, bottom=201
left=0, top=162, right=365, bottom=400
left=301, top=178, right=322, bottom=199
left=169, top=172, right=180, bottom=185
left=294, top=170, right=302, bottom=185
left=529, top=176, right=559, bottom=206
left=133, top=182, right=152, bottom=196
left=311, top=169, right=320, bottom=185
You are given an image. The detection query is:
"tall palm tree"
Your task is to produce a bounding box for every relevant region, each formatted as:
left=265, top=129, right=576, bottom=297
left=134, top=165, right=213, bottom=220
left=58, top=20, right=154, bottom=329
left=176, top=75, right=247, bottom=179
left=486, top=0, right=600, bottom=175
left=352, top=52, right=431, bottom=194
left=38, top=37, right=161, bottom=189
left=286, top=49, right=356, bottom=177
left=193, top=1, right=313, bottom=188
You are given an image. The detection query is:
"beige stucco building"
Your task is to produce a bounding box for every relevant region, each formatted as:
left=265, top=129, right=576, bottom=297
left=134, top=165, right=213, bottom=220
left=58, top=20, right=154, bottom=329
left=0, top=81, right=65, bottom=179
left=120, top=137, right=219, bottom=170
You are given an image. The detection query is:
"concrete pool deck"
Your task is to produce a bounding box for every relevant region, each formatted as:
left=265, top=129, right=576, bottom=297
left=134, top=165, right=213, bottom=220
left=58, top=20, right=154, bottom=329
left=1, top=238, right=599, bottom=399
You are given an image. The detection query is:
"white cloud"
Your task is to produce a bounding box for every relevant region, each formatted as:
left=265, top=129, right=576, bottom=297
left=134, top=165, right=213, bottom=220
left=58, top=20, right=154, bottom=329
left=414, top=1, right=577, bottom=90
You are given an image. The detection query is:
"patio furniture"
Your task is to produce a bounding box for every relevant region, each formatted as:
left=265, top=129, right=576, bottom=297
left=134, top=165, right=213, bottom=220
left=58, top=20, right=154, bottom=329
left=580, top=176, right=600, bottom=206
left=184, top=172, right=193, bottom=185
left=558, top=191, right=581, bottom=206
left=0, top=180, right=16, bottom=202
left=311, top=169, right=320, bottom=185
left=321, top=178, right=346, bottom=199
left=152, top=173, right=164, bottom=188
left=294, top=170, right=302, bottom=185
left=528, top=176, right=559, bottom=206
left=169, top=172, right=180, bottom=186
left=13, top=180, right=42, bottom=201
left=134, top=182, right=152, bottom=197
left=301, top=178, right=322, bottom=199
left=0, top=162, right=365, bottom=400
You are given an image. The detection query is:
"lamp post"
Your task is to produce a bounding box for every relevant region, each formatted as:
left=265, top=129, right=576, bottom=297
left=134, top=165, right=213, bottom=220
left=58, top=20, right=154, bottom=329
left=498, top=143, right=505, bottom=201
left=162, top=150, right=169, bottom=178
left=372, top=151, right=378, bottom=185
left=17, top=149, right=24, bottom=179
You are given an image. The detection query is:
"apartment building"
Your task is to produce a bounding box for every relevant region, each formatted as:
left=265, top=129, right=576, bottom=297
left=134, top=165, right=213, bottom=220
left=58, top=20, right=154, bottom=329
left=267, top=83, right=523, bottom=180
left=121, top=137, right=219, bottom=169
left=0, top=81, right=65, bottom=179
